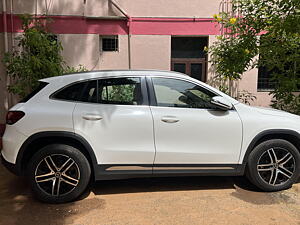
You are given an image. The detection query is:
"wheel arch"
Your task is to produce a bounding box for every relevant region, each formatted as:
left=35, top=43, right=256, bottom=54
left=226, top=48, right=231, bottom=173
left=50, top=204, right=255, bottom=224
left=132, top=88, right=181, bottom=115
left=15, top=131, right=98, bottom=179
left=242, top=129, right=300, bottom=164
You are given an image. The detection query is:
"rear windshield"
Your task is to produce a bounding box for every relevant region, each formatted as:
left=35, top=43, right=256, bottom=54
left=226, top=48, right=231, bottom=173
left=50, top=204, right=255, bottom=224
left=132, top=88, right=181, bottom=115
left=20, top=82, right=49, bottom=103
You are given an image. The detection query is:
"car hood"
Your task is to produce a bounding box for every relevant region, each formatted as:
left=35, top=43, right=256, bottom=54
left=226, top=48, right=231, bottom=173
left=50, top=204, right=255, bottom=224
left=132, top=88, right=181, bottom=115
left=252, top=106, right=299, bottom=119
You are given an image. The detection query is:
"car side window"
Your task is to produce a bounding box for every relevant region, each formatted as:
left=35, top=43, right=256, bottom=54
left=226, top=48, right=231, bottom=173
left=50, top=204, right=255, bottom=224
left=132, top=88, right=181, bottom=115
left=99, top=77, right=143, bottom=105
left=80, top=80, right=97, bottom=103
left=52, top=78, right=143, bottom=105
left=52, top=80, right=97, bottom=102
left=52, top=82, right=87, bottom=101
left=152, top=77, right=216, bottom=109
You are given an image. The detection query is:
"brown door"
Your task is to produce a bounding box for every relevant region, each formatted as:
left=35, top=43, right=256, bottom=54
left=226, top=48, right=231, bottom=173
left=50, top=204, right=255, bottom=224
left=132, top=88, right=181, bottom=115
left=171, top=37, right=208, bottom=82
left=171, top=58, right=206, bottom=82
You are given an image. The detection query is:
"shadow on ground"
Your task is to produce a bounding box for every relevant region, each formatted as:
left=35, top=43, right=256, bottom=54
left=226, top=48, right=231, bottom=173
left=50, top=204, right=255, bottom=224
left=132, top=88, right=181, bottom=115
left=91, top=175, right=260, bottom=195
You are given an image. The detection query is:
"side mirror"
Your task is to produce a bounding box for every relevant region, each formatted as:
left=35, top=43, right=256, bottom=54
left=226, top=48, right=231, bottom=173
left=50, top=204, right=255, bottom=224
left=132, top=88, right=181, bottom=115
left=211, top=96, right=233, bottom=110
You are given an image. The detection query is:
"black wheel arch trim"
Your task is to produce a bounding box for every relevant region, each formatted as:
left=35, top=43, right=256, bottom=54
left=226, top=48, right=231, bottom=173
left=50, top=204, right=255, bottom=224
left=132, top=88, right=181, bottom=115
left=242, top=129, right=300, bottom=164
left=15, top=131, right=98, bottom=177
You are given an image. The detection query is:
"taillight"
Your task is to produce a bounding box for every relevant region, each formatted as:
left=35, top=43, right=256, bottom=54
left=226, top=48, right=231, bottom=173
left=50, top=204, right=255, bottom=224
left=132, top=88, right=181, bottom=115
left=6, top=111, right=25, bottom=125
left=0, top=124, right=5, bottom=136
left=0, top=124, right=4, bottom=150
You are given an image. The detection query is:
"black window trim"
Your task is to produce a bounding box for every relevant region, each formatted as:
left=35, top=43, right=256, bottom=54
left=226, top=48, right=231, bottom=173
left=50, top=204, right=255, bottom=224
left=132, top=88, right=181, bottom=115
left=49, top=76, right=149, bottom=106
left=146, top=76, right=157, bottom=106
left=146, top=76, right=224, bottom=110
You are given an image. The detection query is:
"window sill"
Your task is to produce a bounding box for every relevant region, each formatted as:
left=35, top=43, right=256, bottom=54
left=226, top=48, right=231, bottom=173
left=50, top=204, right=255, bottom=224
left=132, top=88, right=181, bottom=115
left=257, top=89, right=274, bottom=92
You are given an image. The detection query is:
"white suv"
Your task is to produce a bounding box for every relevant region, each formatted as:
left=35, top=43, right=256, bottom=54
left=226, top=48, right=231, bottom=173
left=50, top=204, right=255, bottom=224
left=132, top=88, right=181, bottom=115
left=1, top=70, right=300, bottom=203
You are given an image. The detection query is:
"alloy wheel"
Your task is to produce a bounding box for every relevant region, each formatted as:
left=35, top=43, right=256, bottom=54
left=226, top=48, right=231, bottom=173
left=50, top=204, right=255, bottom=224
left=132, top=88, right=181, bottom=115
left=257, top=148, right=295, bottom=186
left=34, top=154, right=80, bottom=196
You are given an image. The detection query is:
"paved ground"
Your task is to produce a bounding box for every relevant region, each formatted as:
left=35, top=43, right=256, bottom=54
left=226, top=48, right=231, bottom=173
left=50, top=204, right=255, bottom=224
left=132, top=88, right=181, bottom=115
left=0, top=164, right=299, bottom=225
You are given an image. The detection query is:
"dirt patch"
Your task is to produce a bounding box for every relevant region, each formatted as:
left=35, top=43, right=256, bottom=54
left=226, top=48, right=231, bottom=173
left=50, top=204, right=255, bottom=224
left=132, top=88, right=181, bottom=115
left=0, top=164, right=299, bottom=225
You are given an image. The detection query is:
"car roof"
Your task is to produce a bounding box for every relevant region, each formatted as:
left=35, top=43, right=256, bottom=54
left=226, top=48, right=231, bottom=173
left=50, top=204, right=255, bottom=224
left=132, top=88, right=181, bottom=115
left=39, top=69, right=240, bottom=105
left=40, top=70, right=188, bottom=83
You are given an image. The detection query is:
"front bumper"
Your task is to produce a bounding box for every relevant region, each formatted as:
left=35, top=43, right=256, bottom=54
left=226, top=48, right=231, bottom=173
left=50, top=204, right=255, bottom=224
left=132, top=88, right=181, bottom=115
left=1, top=153, right=20, bottom=176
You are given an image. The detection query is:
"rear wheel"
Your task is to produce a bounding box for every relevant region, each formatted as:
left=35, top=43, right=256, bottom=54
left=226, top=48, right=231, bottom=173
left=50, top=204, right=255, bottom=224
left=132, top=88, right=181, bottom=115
left=247, top=139, right=300, bottom=191
left=27, top=144, right=91, bottom=203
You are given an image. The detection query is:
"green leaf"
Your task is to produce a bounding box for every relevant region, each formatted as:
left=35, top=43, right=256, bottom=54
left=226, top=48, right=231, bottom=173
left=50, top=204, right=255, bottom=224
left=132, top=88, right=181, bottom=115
left=2, top=14, right=87, bottom=97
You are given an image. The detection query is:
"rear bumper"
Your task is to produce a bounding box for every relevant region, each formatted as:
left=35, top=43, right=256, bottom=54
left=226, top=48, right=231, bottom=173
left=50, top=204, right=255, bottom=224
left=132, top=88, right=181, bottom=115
left=1, top=125, right=28, bottom=165
left=1, top=153, right=20, bottom=176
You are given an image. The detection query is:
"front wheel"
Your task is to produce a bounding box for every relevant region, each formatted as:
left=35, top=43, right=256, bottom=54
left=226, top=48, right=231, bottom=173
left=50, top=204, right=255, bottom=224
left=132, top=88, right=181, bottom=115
left=246, top=139, right=300, bottom=192
left=27, top=144, right=91, bottom=203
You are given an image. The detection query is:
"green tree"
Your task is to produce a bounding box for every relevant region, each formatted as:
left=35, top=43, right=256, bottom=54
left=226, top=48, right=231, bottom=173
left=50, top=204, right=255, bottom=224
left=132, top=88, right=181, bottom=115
left=3, top=14, right=86, bottom=97
left=209, top=0, right=300, bottom=114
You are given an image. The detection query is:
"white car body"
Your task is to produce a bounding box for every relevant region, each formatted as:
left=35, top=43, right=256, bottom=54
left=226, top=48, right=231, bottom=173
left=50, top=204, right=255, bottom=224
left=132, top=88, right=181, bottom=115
left=2, top=70, right=300, bottom=180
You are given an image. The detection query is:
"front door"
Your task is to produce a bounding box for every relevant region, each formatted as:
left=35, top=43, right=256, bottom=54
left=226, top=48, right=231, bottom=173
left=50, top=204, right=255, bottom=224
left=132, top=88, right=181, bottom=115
left=150, top=77, right=243, bottom=165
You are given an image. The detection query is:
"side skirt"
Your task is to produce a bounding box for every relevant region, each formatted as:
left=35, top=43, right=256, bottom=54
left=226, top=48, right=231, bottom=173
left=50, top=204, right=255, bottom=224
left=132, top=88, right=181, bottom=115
left=94, top=164, right=246, bottom=180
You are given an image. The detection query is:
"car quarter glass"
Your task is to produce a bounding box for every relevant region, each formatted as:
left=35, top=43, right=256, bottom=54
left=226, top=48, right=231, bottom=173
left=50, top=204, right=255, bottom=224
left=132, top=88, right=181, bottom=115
left=52, top=81, right=88, bottom=101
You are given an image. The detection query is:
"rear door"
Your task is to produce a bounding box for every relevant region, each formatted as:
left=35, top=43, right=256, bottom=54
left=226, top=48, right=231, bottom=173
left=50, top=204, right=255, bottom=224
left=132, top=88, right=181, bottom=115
left=72, top=77, right=155, bottom=170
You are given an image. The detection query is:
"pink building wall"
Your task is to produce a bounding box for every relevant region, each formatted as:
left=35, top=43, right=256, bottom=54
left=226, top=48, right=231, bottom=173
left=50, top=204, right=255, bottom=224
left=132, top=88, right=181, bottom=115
left=0, top=0, right=274, bottom=123
left=8, top=0, right=221, bottom=18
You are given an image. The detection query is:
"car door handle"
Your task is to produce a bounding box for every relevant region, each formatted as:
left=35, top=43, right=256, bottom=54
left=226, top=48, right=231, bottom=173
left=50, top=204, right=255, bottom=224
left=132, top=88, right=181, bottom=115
left=82, top=114, right=103, bottom=121
left=161, top=116, right=179, bottom=123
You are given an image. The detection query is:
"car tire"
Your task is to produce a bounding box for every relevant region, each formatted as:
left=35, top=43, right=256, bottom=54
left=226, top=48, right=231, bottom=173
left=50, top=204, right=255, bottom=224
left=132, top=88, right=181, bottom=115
left=246, top=139, right=300, bottom=192
left=27, top=144, right=91, bottom=203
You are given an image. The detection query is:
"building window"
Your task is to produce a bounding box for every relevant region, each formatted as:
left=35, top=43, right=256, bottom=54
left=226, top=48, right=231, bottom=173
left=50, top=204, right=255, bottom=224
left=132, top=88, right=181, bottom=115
left=100, top=35, right=118, bottom=52
left=257, top=66, right=275, bottom=91
left=171, top=37, right=207, bottom=59
left=258, top=63, right=300, bottom=91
